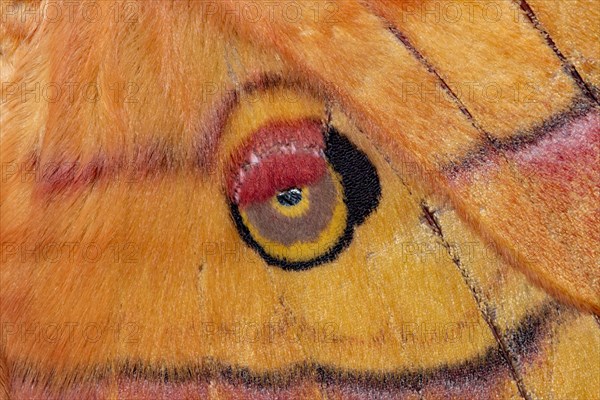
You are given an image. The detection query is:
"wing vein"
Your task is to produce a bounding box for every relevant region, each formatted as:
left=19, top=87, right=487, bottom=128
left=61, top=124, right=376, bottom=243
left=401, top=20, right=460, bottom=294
left=516, top=0, right=600, bottom=105
left=419, top=202, right=533, bottom=400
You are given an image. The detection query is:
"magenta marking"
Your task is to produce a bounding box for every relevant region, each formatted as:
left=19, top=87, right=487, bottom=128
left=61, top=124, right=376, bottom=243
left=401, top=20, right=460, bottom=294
left=447, top=107, right=600, bottom=186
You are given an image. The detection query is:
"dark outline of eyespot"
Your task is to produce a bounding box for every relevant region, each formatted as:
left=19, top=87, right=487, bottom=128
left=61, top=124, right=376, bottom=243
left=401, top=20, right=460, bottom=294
left=228, top=126, right=382, bottom=271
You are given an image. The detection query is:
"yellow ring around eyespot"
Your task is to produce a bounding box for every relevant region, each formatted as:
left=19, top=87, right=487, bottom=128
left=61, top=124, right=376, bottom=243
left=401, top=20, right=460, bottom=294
left=219, top=88, right=324, bottom=167
left=241, top=168, right=347, bottom=263
left=270, top=187, right=310, bottom=218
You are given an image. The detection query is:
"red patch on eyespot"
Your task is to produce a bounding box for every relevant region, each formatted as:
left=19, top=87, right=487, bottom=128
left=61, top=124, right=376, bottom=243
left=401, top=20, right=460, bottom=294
left=227, top=119, right=327, bottom=207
